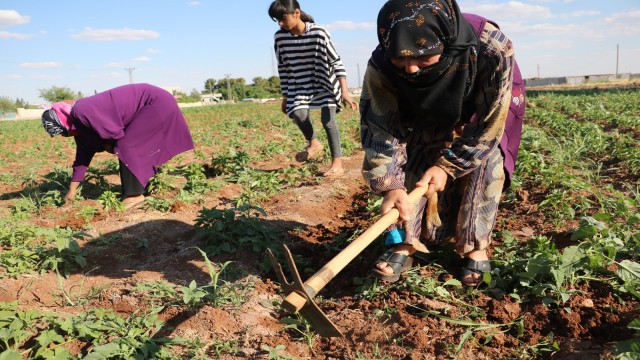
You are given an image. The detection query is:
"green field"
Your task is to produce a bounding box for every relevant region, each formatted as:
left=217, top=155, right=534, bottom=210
left=0, top=88, right=638, bottom=359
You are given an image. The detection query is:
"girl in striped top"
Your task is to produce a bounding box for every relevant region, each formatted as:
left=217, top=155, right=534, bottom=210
left=269, top=0, right=358, bottom=177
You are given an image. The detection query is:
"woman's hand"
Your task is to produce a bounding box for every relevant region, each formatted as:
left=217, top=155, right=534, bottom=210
left=381, top=188, right=414, bottom=224
left=416, top=166, right=448, bottom=197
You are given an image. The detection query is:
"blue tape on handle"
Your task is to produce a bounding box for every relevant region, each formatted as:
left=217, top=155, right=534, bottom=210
left=385, top=229, right=405, bottom=247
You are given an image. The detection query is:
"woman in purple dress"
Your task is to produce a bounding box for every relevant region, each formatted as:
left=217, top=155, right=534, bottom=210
left=42, top=83, right=194, bottom=208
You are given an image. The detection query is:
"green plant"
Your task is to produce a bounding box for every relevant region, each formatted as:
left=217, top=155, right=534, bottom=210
left=261, top=344, right=293, bottom=360
left=182, top=163, right=213, bottom=194
left=614, top=318, right=640, bottom=358
left=194, top=204, right=279, bottom=262
left=143, top=197, right=173, bottom=212
left=97, top=190, right=124, bottom=211
left=279, top=313, right=316, bottom=349
left=147, top=166, right=178, bottom=194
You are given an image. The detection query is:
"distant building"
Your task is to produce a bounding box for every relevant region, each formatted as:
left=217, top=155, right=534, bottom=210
left=525, top=73, right=639, bottom=87
left=161, top=86, right=183, bottom=98
left=200, top=93, right=224, bottom=103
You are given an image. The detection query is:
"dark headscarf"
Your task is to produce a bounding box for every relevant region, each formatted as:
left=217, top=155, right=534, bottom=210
left=374, top=0, right=478, bottom=131
left=41, top=109, right=69, bottom=137
left=41, top=101, right=75, bottom=137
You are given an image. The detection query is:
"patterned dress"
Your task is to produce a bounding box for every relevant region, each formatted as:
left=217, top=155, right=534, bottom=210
left=361, top=15, right=526, bottom=255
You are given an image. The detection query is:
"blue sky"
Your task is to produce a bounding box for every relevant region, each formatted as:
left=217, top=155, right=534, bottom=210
left=1, top=1, right=639, bottom=103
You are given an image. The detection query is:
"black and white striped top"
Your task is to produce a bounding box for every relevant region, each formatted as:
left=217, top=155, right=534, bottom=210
left=274, top=22, right=347, bottom=114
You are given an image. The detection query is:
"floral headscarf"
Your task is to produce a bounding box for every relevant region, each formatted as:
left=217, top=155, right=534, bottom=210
left=374, top=0, right=478, bottom=130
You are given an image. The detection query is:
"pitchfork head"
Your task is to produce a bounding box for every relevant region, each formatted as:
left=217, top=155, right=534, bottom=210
left=267, top=245, right=344, bottom=337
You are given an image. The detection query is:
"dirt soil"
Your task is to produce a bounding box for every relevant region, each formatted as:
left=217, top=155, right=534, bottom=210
left=0, top=148, right=637, bottom=359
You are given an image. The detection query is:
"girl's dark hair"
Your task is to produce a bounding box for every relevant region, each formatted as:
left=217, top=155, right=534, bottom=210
left=268, top=0, right=314, bottom=23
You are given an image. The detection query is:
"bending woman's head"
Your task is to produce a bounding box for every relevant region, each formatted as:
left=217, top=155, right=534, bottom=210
left=268, top=0, right=314, bottom=23
left=377, top=0, right=472, bottom=60
left=41, top=100, right=74, bottom=137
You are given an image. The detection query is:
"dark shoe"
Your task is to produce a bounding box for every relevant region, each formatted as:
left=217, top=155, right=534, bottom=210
left=371, top=249, right=413, bottom=283
left=460, top=259, right=491, bottom=286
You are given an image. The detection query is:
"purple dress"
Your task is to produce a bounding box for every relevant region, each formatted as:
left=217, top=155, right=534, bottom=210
left=70, top=83, right=194, bottom=187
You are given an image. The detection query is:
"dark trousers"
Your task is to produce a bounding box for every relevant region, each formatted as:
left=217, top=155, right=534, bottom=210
left=119, top=160, right=145, bottom=197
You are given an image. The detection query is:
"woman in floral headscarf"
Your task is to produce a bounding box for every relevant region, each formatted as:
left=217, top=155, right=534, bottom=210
left=42, top=83, right=194, bottom=208
left=361, top=0, right=525, bottom=286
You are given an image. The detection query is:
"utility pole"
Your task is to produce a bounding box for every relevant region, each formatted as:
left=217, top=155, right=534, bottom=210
left=537, top=64, right=540, bottom=78
left=225, top=74, right=232, bottom=101
left=125, top=67, right=136, bottom=84
left=271, top=46, right=276, bottom=77
left=357, top=63, right=361, bottom=87
left=616, top=44, right=619, bottom=79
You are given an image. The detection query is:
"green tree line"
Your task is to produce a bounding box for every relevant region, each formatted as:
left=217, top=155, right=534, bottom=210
left=1, top=77, right=283, bottom=111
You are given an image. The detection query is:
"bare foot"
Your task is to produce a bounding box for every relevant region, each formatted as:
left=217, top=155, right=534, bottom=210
left=295, top=140, right=323, bottom=162
left=322, top=157, right=344, bottom=177
left=322, top=167, right=344, bottom=178
left=122, top=195, right=145, bottom=209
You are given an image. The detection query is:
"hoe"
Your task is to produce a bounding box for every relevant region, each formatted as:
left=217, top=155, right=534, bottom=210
left=267, top=186, right=430, bottom=337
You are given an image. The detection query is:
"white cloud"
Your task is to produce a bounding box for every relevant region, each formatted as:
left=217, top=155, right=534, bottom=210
left=324, top=21, right=375, bottom=31
left=600, top=10, right=640, bottom=38
left=104, top=62, right=126, bottom=68
left=132, top=56, right=151, bottom=62
left=19, top=62, right=64, bottom=69
left=71, top=28, right=160, bottom=41
left=90, top=72, right=126, bottom=79
left=0, top=74, right=22, bottom=80
left=0, top=10, right=30, bottom=27
left=0, top=30, right=33, bottom=39
left=30, top=74, right=63, bottom=80
left=145, top=48, right=161, bottom=54
left=462, top=1, right=553, bottom=20
left=566, top=10, right=600, bottom=18
left=188, top=1, right=200, bottom=6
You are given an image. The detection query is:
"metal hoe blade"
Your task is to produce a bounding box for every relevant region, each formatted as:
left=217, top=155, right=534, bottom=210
left=267, top=245, right=344, bottom=337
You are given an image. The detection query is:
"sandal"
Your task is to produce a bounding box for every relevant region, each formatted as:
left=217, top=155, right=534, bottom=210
left=460, top=259, right=491, bottom=287
left=371, top=249, right=413, bottom=283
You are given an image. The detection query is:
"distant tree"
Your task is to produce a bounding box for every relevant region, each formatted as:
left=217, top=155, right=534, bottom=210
left=268, top=76, right=282, bottom=96
left=245, top=86, right=270, bottom=99
left=252, top=77, right=269, bottom=89
left=190, top=88, right=201, bottom=98
left=203, top=78, right=218, bottom=94
left=204, top=76, right=281, bottom=100
left=39, top=86, right=83, bottom=102
left=15, top=98, right=29, bottom=108
left=0, top=96, right=14, bottom=112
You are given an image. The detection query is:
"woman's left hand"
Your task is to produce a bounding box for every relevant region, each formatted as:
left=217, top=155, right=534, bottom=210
left=416, top=166, right=448, bottom=197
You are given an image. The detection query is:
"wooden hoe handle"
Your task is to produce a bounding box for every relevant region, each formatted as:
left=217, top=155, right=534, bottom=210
left=282, top=185, right=429, bottom=313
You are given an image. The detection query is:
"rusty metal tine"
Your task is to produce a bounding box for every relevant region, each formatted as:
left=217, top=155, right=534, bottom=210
left=280, top=244, right=307, bottom=293
left=266, top=248, right=295, bottom=293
